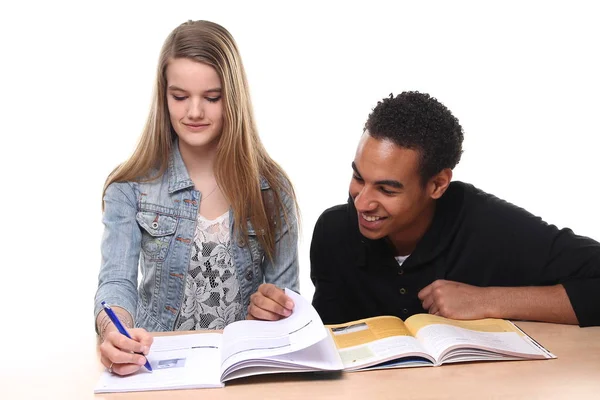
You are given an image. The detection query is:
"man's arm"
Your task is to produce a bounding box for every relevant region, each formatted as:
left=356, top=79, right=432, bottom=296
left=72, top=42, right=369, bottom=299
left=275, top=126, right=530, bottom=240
left=418, top=280, right=578, bottom=324
left=310, top=212, right=347, bottom=324
left=445, top=189, right=600, bottom=326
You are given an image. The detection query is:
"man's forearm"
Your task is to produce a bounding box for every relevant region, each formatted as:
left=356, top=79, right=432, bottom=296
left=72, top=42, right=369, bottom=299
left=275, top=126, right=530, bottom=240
left=487, top=284, right=578, bottom=324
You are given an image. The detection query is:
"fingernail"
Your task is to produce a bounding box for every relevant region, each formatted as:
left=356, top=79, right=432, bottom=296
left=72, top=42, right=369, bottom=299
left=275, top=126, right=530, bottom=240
left=285, top=301, right=294, bottom=309
left=138, top=357, right=146, bottom=365
left=142, top=346, right=149, bottom=354
left=283, top=308, right=292, bottom=316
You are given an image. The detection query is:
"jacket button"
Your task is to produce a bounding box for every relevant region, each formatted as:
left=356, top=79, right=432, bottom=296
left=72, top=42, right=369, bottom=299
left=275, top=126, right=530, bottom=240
left=399, top=288, right=406, bottom=295
left=246, top=270, right=253, bottom=281
left=402, top=308, right=408, bottom=314
left=398, top=269, right=404, bottom=275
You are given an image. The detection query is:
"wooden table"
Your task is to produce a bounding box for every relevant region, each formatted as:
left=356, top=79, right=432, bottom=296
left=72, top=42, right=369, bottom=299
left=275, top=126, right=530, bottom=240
left=10, top=321, right=599, bottom=399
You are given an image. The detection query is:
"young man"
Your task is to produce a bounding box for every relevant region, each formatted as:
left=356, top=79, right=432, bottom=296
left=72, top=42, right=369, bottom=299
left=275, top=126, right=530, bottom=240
left=309, top=91, right=600, bottom=326
left=247, top=92, right=600, bottom=327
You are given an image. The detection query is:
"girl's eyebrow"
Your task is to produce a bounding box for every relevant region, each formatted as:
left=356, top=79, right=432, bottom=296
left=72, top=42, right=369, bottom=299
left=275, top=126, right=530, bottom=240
left=167, top=85, right=222, bottom=93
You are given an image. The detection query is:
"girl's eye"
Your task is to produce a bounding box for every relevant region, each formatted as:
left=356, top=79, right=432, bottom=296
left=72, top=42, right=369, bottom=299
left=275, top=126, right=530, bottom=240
left=172, top=95, right=187, bottom=101
left=206, top=96, right=221, bottom=103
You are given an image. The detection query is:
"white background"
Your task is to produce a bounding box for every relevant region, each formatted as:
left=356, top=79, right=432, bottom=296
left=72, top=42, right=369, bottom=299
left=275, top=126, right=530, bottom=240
left=0, top=1, right=598, bottom=398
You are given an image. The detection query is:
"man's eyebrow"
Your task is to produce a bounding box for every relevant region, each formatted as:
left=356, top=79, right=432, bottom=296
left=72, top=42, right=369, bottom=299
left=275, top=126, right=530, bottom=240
left=375, top=179, right=403, bottom=189
left=167, top=85, right=222, bottom=93
left=352, top=162, right=403, bottom=189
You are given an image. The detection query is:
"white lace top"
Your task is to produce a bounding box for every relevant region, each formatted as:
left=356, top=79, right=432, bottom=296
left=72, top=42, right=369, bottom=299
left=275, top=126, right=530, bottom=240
left=174, top=211, right=244, bottom=330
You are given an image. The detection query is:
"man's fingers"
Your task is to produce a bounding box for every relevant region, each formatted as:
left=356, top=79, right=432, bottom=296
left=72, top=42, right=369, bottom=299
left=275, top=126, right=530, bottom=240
left=259, top=284, right=294, bottom=310
left=418, top=284, right=432, bottom=301
left=421, top=295, right=433, bottom=311
left=429, top=304, right=439, bottom=316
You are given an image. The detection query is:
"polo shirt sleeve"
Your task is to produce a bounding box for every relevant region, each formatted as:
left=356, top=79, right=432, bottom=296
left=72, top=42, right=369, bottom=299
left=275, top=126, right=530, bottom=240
left=544, top=228, right=600, bottom=327
left=475, top=192, right=600, bottom=327
left=460, top=187, right=600, bottom=327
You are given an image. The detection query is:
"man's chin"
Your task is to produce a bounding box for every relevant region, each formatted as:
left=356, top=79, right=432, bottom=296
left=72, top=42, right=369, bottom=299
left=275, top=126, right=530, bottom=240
left=358, top=225, right=386, bottom=241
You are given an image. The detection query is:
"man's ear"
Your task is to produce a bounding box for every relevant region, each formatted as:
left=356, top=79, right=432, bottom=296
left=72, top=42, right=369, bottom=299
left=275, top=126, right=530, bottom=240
left=428, top=168, right=452, bottom=200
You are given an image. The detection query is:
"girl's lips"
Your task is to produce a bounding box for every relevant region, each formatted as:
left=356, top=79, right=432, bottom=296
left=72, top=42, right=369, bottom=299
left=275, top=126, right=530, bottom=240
left=183, top=123, right=210, bottom=132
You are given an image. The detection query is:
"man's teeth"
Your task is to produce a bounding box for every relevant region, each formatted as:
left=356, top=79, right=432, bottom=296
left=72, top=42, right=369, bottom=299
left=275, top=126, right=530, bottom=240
left=362, top=214, right=381, bottom=222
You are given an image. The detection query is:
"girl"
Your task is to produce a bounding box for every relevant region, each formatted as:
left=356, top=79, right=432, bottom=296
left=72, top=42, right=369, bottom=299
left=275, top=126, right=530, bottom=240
left=95, top=20, right=299, bottom=376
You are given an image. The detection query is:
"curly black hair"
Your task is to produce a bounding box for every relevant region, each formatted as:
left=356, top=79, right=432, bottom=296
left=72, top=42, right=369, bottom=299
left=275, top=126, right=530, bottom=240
left=365, top=91, right=464, bottom=184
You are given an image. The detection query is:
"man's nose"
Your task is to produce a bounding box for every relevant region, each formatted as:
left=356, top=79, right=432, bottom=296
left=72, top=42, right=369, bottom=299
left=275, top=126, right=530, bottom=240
left=354, top=187, right=376, bottom=211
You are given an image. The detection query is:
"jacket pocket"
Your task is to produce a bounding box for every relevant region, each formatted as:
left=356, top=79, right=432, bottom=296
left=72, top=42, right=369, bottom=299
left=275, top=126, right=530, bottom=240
left=136, top=212, right=178, bottom=261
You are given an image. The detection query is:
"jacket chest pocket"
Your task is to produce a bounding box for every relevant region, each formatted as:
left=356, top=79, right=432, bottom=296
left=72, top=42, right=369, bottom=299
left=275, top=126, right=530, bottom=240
left=136, top=212, right=178, bottom=261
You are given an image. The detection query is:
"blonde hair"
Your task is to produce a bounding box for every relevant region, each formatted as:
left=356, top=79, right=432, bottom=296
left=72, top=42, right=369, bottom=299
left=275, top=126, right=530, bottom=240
left=103, top=20, right=298, bottom=260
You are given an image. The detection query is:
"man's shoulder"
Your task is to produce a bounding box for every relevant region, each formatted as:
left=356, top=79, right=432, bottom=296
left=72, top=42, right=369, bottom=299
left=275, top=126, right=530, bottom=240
left=313, top=201, right=357, bottom=239
left=317, top=202, right=352, bottom=226
left=449, top=181, right=550, bottom=231
left=446, top=181, right=505, bottom=211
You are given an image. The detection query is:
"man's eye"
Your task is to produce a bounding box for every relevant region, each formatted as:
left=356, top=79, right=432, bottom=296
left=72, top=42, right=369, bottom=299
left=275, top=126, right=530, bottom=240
left=380, top=187, right=395, bottom=195
left=352, top=174, right=363, bottom=181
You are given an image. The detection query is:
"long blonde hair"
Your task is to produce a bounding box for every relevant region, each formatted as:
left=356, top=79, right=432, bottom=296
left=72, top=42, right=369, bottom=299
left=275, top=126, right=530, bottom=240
left=103, top=20, right=298, bottom=260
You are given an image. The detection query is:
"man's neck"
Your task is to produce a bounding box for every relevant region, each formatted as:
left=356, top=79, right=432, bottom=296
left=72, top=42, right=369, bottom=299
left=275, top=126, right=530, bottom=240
left=387, top=202, right=437, bottom=256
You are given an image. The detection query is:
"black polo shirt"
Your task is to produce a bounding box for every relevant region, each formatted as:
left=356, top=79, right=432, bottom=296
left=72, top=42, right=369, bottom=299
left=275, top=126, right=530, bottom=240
left=310, top=181, right=600, bottom=327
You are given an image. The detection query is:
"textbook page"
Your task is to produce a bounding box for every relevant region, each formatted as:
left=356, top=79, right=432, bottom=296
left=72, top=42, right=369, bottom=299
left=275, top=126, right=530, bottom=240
left=222, top=329, right=344, bottom=381
left=326, top=316, right=434, bottom=371
left=220, top=289, right=337, bottom=378
left=94, top=333, right=224, bottom=393
left=405, top=314, right=555, bottom=364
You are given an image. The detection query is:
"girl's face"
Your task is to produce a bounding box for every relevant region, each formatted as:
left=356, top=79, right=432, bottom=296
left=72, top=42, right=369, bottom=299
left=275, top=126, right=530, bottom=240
left=165, top=58, right=224, bottom=153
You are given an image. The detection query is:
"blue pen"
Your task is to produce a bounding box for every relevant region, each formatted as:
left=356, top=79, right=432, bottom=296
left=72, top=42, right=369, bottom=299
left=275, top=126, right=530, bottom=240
left=101, top=301, right=153, bottom=372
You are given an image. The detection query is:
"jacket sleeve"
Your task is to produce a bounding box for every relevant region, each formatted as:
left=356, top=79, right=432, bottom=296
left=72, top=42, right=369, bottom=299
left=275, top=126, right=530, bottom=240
left=310, top=212, right=347, bottom=324
left=261, top=187, right=300, bottom=293
left=93, top=182, right=141, bottom=328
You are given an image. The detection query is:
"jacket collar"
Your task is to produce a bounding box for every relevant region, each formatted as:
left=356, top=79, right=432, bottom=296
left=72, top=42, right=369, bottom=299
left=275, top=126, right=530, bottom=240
left=167, top=139, right=271, bottom=193
left=167, top=141, right=195, bottom=193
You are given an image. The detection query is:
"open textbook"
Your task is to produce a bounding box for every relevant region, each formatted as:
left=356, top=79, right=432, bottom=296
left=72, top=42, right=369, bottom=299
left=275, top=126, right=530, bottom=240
left=327, top=314, right=555, bottom=371
left=94, top=290, right=554, bottom=393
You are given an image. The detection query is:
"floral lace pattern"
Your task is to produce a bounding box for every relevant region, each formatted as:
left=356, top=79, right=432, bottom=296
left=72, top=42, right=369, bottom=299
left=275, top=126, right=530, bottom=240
left=175, top=211, right=243, bottom=330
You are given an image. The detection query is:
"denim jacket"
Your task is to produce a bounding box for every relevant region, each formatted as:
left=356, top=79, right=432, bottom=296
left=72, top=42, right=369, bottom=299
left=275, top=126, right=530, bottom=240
left=94, top=144, right=299, bottom=331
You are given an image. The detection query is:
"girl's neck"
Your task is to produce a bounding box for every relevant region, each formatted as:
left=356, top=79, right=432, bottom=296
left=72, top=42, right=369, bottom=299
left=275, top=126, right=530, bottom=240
left=178, top=140, right=218, bottom=182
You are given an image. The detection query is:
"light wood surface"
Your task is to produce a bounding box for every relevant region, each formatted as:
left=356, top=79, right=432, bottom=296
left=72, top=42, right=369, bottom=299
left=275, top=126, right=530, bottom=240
left=11, top=321, right=600, bottom=399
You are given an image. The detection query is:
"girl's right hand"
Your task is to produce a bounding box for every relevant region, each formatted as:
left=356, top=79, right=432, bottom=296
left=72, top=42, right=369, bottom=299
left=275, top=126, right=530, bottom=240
left=99, top=327, right=154, bottom=376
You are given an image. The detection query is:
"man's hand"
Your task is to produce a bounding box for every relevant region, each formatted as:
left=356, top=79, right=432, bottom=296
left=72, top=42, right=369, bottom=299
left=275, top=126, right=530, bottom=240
left=247, top=284, right=294, bottom=321
left=418, top=279, right=491, bottom=319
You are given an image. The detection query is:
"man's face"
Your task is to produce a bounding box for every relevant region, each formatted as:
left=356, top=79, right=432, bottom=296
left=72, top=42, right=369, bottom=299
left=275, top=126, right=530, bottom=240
left=350, top=133, right=435, bottom=246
